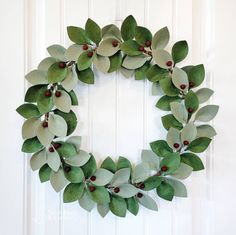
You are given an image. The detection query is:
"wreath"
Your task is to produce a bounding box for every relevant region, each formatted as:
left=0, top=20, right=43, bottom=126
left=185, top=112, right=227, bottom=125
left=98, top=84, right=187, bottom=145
left=16, top=15, right=219, bottom=218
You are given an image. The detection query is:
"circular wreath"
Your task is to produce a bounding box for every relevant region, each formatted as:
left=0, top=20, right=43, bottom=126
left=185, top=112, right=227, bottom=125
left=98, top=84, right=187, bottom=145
left=16, top=15, right=219, bottom=218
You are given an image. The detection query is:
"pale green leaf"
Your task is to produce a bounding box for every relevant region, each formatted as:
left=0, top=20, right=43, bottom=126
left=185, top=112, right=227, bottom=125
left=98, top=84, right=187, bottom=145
left=48, top=113, right=67, bottom=137
left=25, top=70, right=48, bottom=85
left=22, top=118, right=41, bottom=139
left=195, top=105, right=219, bottom=122
left=36, top=123, right=54, bottom=147
left=181, top=122, right=197, bottom=144
left=61, top=66, right=78, bottom=92
left=38, top=57, right=57, bottom=72
left=141, top=149, right=159, bottom=170
left=110, top=168, right=130, bottom=186
left=171, top=163, right=193, bottom=179
left=79, top=191, right=95, bottom=212
left=114, top=184, right=138, bottom=198
left=153, top=49, right=173, bottom=69
left=196, top=124, right=217, bottom=138
left=152, top=26, right=170, bottom=49
left=97, top=203, right=110, bottom=217
left=91, top=168, right=114, bottom=186
left=97, top=38, right=120, bottom=56
left=30, top=148, right=47, bottom=171
left=172, top=67, right=189, bottom=91
left=47, top=44, right=66, bottom=60
left=195, top=88, right=214, bottom=104
left=64, top=44, right=84, bottom=61
left=132, top=163, right=150, bottom=183
left=166, top=178, right=187, bottom=197
left=170, top=102, right=188, bottom=124
left=53, top=90, right=72, bottom=113
left=65, top=150, right=91, bottom=167
left=167, top=127, right=181, bottom=150
left=93, top=54, right=110, bottom=73
left=122, top=55, right=148, bottom=70
left=47, top=149, right=61, bottom=172
left=138, top=194, right=158, bottom=211
left=102, top=24, right=121, bottom=40
left=50, top=168, right=68, bottom=192
left=120, top=67, right=134, bottom=78
left=66, top=136, right=82, bottom=151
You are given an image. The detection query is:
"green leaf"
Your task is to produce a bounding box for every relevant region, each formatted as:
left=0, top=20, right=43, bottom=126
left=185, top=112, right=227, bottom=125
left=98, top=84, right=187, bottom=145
left=117, top=156, right=132, bottom=170
left=146, top=65, right=169, bottom=82
left=48, top=113, right=67, bottom=137
left=79, top=190, right=95, bottom=211
left=77, top=51, right=94, bottom=71
left=47, top=44, right=66, bottom=60
left=97, top=38, right=120, bottom=56
left=109, top=195, right=127, bottom=217
left=102, top=24, right=121, bottom=40
left=67, top=89, right=78, bottom=106
left=54, top=109, right=77, bottom=136
left=166, top=127, right=181, bottom=150
left=132, top=163, right=149, bottom=183
left=81, top=154, right=97, bottom=178
left=196, top=125, right=217, bottom=138
left=135, top=26, right=152, bottom=46
left=156, top=181, right=174, bottom=201
left=85, top=18, right=101, bottom=45
left=171, top=163, right=193, bottom=179
left=141, top=149, right=159, bottom=170
left=195, top=88, right=214, bottom=104
left=172, top=67, right=189, bottom=91
left=187, top=137, right=212, bottom=153
left=113, top=184, right=138, bottom=198
left=161, top=114, right=183, bottom=130
left=181, top=152, right=204, bottom=171
left=24, top=85, right=46, bottom=102
left=150, top=140, right=173, bottom=158
left=160, top=152, right=181, bottom=175
left=152, top=26, right=170, bottom=49
left=122, top=54, right=148, bottom=70
left=63, top=182, right=84, bottom=203
left=138, top=194, right=158, bottom=211
left=30, top=148, right=47, bottom=171
left=36, top=123, right=54, bottom=147
left=47, top=62, right=67, bottom=83
left=53, top=90, right=72, bottom=113
left=66, top=136, right=81, bottom=151
left=110, top=168, right=130, bottom=186
left=195, top=105, right=219, bottom=122
left=97, top=203, right=110, bottom=217
left=93, top=54, right=110, bottom=73
left=22, top=137, right=44, bottom=153
left=108, top=51, right=122, bottom=73
left=160, top=78, right=179, bottom=97
left=153, top=49, right=173, bottom=69
left=67, top=26, right=90, bottom=45
left=120, top=67, right=134, bottom=78
left=16, top=103, right=41, bottom=119
left=186, top=64, right=205, bottom=88
left=22, top=118, right=41, bottom=139
left=100, top=157, right=117, bottom=173
left=91, top=168, right=114, bottom=186
left=38, top=57, right=57, bottom=72
left=156, top=96, right=181, bottom=111
left=25, top=70, right=48, bottom=85
left=172, top=41, right=188, bottom=63
left=64, top=166, right=84, bottom=183
left=55, top=142, right=77, bottom=157
left=134, top=62, right=150, bottom=80
left=47, top=149, right=61, bottom=172
left=64, top=44, right=84, bottom=61
left=37, top=87, right=53, bottom=114
left=185, top=90, right=199, bottom=114
left=166, top=178, right=187, bottom=197
left=170, top=102, right=188, bottom=124
left=89, top=186, right=110, bottom=204
left=50, top=168, right=68, bottom=192
left=39, top=164, right=52, bottom=182
left=60, top=66, right=78, bottom=92
left=126, top=197, right=139, bottom=216
left=142, top=175, right=162, bottom=191
left=77, top=67, right=94, bottom=84
left=65, top=150, right=91, bottom=167
left=181, top=122, right=197, bottom=144
left=121, top=15, right=137, bottom=41
left=120, top=40, right=142, bottom=56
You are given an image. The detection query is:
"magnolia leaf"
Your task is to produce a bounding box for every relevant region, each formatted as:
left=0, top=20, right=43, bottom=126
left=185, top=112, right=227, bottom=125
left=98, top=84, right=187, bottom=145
left=120, top=67, right=134, bottom=78
left=159, top=78, right=179, bottom=97
left=77, top=67, right=94, bottom=84
left=156, top=96, right=181, bottom=111
left=64, top=44, right=84, bottom=61
left=38, top=57, right=57, bottom=72
left=66, top=136, right=82, bottom=151
left=197, top=125, right=217, bottom=138
left=152, top=26, right=170, bottom=49
left=135, top=62, right=150, bottom=80
left=21, top=137, right=43, bottom=153
left=25, top=70, right=48, bottom=85
left=161, top=114, right=183, bottom=130
left=47, top=149, right=61, bottom=172
left=150, top=140, right=173, bottom=158
left=156, top=181, right=174, bottom=201
left=53, top=90, right=72, bottom=113
left=93, top=54, right=110, bottom=73
left=171, top=163, right=193, bottom=179
left=142, top=175, right=162, bottom=191
left=77, top=50, right=94, bottom=71
left=100, top=157, right=117, bottom=173
left=30, top=148, right=47, bottom=171
left=108, top=51, right=122, bottom=72
left=181, top=153, right=204, bottom=171
left=121, top=15, right=137, bottom=41
left=195, top=105, right=219, bottom=122
left=170, top=102, right=188, bottom=124
left=67, top=26, right=90, bottom=45
left=88, top=186, right=110, bottom=204
left=167, top=127, right=181, bottom=150
left=102, top=24, right=121, bottom=40
left=97, top=203, right=110, bottom=218
left=141, top=149, right=159, bottom=170
left=24, top=85, right=46, bottom=102
left=114, top=184, right=138, bottom=198
left=79, top=190, right=95, bottom=211
left=47, top=44, right=66, bottom=60
left=195, top=88, right=214, bottom=104
left=64, top=166, right=84, bottom=183
left=50, top=168, right=68, bottom=192
left=181, top=122, right=197, bottom=144
left=22, top=118, right=41, bottom=139
left=151, top=82, right=163, bottom=96
left=186, top=64, right=205, bottom=88
left=109, top=195, right=127, bottom=217
left=146, top=64, right=169, bottom=82
left=172, top=67, right=189, bottom=91
left=126, top=197, right=139, bottom=216
left=187, top=137, right=212, bottom=153
left=160, top=152, right=181, bottom=175
left=166, top=178, right=187, bottom=197
left=117, top=157, right=132, bottom=170
left=153, top=49, right=173, bottom=69
left=120, top=40, right=142, bottom=56
left=37, top=87, right=53, bottom=114
left=65, top=150, right=90, bottom=167
left=122, top=54, right=148, bottom=70
left=110, top=168, right=130, bottom=186
left=134, top=26, right=152, bottom=46
left=36, top=123, right=54, bottom=147
left=48, top=113, right=67, bottom=137
left=138, top=194, right=158, bottom=211
left=61, top=66, right=78, bottom=92
left=85, top=18, right=101, bottom=45
left=185, top=90, right=199, bottom=114
left=56, top=142, right=77, bottom=157
left=171, top=41, right=188, bottom=63
left=97, top=38, right=120, bottom=56
left=132, top=163, right=149, bottom=183
left=91, top=168, right=114, bottom=186
left=47, top=62, right=67, bottom=83
left=39, top=164, right=52, bottom=183
left=63, top=182, right=84, bottom=203
left=81, top=154, right=97, bottom=178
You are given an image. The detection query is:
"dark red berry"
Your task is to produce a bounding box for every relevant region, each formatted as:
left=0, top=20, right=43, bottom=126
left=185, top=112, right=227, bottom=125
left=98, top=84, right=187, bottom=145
left=90, top=176, right=96, bottom=181
left=114, top=187, right=120, bottom=193
left=53, top=143, right=61, bottom=149
left=112, top=40, right=119, bottom=47
left=139, top=46, right=145, bottom=52
left=42, top=121, right=48, bottom=128
left=44, top=90, right=51, bottom=97
left=188, top=108, right=193, bottom=113
left=49, top=147, right=54, bottom=152
left=173, top=143, right=180, bottom=149
left=59, top=62, right=66, bottom=69
left=189, top=81, right=195, bottom=88
left=183, top=140, right=189, bottom=146
left=64, top=166, right=71, bottom=173
left=83, top=44, right=88, bottom=50
left=161, top=166, right=168, bottom=172
left=139, top=183, right=145, bottom=189
left=145, top=40, right=151, bottom=47
left=87, top=51, right=93, bottom=57
left=137, top=192, right=143, bottom=198
left=166, top=61, right=173, bottom=67
left=89, top=186, right=96, bottom=192
left=180, top=84, right=186, bottom=90
left=55, top=91, right=61, bottom=97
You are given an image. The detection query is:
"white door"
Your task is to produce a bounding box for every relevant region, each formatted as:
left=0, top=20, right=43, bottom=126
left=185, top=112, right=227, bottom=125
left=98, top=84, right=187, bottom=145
left=0, top=0, right=235, bottom=234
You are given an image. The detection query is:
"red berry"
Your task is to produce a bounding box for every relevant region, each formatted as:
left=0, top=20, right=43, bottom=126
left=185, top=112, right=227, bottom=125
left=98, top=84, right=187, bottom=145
left=42, top=121, right=48, bottom=128
left=161, top=166, right=168, bottom=172
left=89, top=186, right=96, bottom=192
left=189, top=81, right=195, bottom=88
left=55, top=91, right=61, bottom=97
left=139, top=46, right=145, bottom=52
left=90, top=176, right=96, bottom=181
left=137, top=192, right=143, bottom=198
left=173, top=143, right=180, bottom=149
left=166, top=60, right=173, bottom=67
left=114, top=187, right=120, bottom=193
left=145, top=40, right=151, bottom=47
left=112, top=40, right=119, bottom=47
left=183, top=140, right=189, bottom=146
left=83, top=44, right=88, bottom=50
left=53, top=143, right=61, bottom=149
left=87, top=51, right=93, bottom=57
left=188, top=108, right=193, bottom=113
left=49, top=147, right=54, bottom=152
left=64, top=166, right=71, bottom=173
left=139, top=183, right=145, bottom=189
left=44, top=90, right=51, bottom=97
left=180, top=84, right=186, bottom=90
left=59, top=62, right=66, bottom=69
